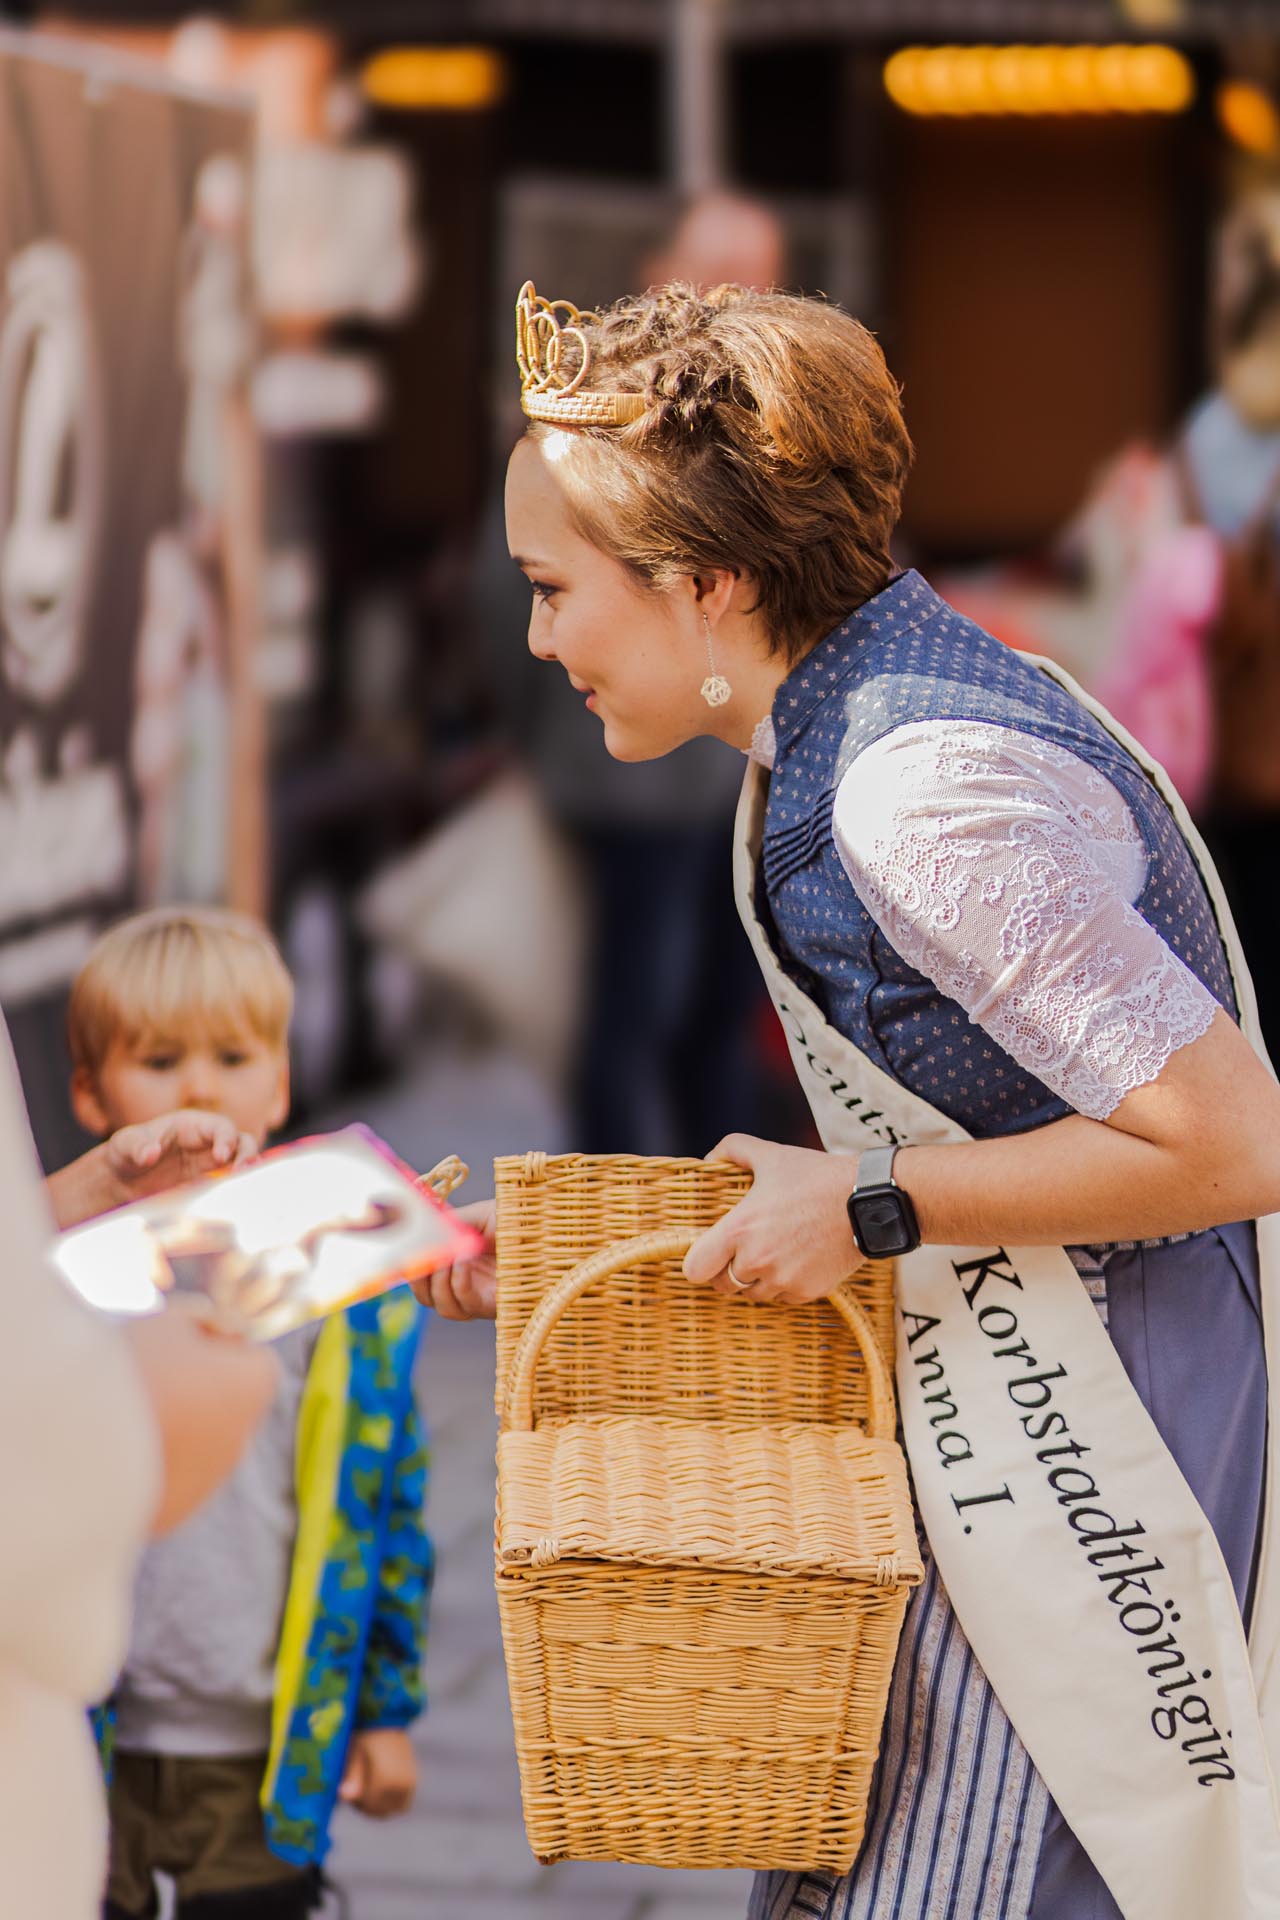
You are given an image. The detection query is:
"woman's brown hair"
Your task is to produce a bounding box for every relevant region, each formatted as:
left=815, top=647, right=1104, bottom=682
left=527, top=282, right=912, bottom=660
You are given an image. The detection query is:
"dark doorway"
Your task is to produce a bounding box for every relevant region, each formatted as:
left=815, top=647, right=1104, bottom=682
left=884, top=107, right=1206, bottom=559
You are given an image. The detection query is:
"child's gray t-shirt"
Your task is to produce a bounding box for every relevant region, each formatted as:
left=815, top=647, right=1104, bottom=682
left=113, top=1321, right=321, bottom=1757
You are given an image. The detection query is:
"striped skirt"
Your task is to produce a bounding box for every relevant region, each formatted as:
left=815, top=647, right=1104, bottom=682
left=748, top=1226, right=1266, bottom=1920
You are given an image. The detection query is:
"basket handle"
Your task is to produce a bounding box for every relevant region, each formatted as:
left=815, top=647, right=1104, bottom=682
left=419, top=1154, right=470, bottom=1202
left=502, top=1229, right=895, bottom=1443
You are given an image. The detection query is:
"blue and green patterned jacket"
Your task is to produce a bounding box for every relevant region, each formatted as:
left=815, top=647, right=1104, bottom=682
left=97, top=1288, right=431, bottom=1868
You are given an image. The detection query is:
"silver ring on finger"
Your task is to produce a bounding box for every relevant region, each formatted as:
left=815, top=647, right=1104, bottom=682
left=727, top=1259, right=753, bottom=1291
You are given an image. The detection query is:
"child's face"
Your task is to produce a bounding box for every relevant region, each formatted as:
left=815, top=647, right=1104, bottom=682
left=73, top=1020, right=290, bottom=1145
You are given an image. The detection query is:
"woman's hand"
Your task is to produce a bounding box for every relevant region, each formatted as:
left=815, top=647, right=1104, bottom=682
left=123, top=1307, right=279, bottom=1535
left=684, top=1135, right=861, bottom=1305
left=411, top=1198, right=497, bottom=1320
left=47, top=1110, right=258, bottom=1229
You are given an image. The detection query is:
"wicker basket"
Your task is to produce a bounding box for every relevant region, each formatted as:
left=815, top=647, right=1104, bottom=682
left=493, top=1153, right=922, bottom=1872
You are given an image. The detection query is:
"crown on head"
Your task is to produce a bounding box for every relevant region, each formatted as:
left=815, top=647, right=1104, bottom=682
left=516, top=280, right=647, bottom=427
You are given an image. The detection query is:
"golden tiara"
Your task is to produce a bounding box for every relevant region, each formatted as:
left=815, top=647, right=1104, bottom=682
left=516, top=280, right=647, bottom=427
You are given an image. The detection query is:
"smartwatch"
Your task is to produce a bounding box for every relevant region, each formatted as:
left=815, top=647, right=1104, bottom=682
left=847, top=1145, right=921, bottom=1259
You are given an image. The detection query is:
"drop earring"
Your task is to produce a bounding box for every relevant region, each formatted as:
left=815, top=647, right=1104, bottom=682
left=700, top=612, right=732, bottom=708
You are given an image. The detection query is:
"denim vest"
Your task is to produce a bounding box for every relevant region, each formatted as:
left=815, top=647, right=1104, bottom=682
left=761, top=570, right=1237, bottom=1138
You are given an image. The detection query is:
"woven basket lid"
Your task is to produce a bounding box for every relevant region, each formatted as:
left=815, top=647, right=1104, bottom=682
left=497, top=1415, right=923, bottom=1585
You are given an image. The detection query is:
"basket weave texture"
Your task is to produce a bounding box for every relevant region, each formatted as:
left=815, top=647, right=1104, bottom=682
left=494, top=1153, right=922, bottom=1873
left=494, top=1152, right=895, bottom=1427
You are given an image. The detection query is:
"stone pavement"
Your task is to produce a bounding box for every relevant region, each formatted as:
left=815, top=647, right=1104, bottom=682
left=324, top=1312, right=753, bottom=1920
left=320, top=1040, right=754, bottom=1920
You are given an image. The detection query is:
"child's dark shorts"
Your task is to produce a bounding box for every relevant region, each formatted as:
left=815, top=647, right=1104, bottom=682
left=105, top=1752, right=309, bottom=1914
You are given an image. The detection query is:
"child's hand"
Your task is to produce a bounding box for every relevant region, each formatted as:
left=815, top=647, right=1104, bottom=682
left=106, top=1110, right=259, bottom=1201
left=338, top=1727, right=417, bottom=1818
left=411, top=1198, right=497, bottom=1320
left=48, top=1110, right=258, bottom=1229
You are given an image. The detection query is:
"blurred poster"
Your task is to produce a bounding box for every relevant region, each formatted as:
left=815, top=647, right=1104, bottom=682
left=0, top=31, right=256, bottom=1163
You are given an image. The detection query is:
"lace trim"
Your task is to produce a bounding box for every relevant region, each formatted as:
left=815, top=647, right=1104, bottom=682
left=833, top=723, right=1220, bottom=1120
left=749, top=714, right=777, bottom=769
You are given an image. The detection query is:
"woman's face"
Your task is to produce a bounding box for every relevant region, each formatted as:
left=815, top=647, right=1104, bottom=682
left=504, top=434, right=711, bottom=761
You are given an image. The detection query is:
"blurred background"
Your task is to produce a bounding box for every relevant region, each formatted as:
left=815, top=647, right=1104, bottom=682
left=6, top=3, right=1280, bottom=1915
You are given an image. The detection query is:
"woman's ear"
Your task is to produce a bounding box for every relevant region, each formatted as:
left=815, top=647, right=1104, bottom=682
left=688, top=569, right=740, bottom=627
left=71, top=1069, right=111, bottom=1139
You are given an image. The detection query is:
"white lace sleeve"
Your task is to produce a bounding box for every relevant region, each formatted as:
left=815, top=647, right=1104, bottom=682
left=831, top=721, right=1220, bottom=1120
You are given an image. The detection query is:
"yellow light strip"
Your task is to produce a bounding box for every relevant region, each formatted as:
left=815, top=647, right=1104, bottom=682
left=884, top=43, right=1195, bottom=117
left=1217, top=80, right=1280, bottom=155
left=361, top=45, right=506, bottom=112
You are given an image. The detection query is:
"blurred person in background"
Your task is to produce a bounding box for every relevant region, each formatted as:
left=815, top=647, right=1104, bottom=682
left=9, top=1088, right=277, bottom=1920
left=1179, top=183, right=1280, bottom=1057
left=473, top=192, right=784, bottom=1154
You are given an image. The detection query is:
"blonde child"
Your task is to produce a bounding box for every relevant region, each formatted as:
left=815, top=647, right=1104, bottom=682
left=70, top=908, right=431, bottom=1920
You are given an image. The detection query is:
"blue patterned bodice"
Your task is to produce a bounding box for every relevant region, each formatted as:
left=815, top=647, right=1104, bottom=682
left=760, top=571, right=1237, bottom=1138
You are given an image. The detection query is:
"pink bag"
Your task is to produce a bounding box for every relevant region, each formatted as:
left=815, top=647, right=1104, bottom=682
left=1095, top=525, right=1221, bottom=813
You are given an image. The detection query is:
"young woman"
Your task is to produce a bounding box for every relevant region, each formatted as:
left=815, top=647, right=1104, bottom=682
left=420, top=280, right=1280, bottom=1920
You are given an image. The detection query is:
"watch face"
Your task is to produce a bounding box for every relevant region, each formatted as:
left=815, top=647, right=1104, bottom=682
left=851, top=1189, right=915, bottom=1258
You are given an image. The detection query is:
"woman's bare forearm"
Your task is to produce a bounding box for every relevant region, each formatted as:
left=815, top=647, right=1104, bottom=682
left=687, top=1014, right=1280, bottom=1309
left=900, top=1011, right=1280, bottom=1248
left=900, top=1115, right=1271, bottom=1247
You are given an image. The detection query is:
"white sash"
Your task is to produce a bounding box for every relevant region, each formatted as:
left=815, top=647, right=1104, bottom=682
left=732, top=656, right=1280, bottom=1918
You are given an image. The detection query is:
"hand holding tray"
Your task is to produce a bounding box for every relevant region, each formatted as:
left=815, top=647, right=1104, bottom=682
left=54, top=1125, right=480, bottom=1341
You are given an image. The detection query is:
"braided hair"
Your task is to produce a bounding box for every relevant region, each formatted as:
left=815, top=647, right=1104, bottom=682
left=525, top=281, right=912, bottom=660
